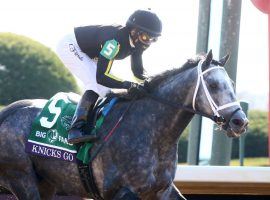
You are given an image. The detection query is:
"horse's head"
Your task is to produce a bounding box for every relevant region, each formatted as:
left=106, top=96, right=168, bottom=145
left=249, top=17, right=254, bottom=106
left=192, top=50, right=248, bottom=137
left=131, top=50, right=248, bottom=137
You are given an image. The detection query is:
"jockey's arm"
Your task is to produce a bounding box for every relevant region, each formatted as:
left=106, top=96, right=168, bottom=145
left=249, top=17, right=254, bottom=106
left=96, top=55, right=130, bottom=89
left=96, top=40, right=132, bottom=89
left=131, top=50, right=147, bottom=83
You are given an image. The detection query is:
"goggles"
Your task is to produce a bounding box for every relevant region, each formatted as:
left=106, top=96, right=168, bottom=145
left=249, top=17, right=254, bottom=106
left=138, top=31, right=158, bottom=45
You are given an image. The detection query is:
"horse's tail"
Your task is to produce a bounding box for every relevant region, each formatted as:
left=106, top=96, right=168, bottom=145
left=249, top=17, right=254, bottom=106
left=0, top=100, right=36, bottom=126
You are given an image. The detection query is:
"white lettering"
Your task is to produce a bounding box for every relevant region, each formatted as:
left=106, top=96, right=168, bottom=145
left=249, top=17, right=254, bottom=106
left=58, top=135, right=72, bottom=145
left=39, top=146, right=45, bottom=155
left=104, top=43, right=116, bottom=56
left=56, top=150, right=62, bottom=158
left=40, top=94, right=69, bottom=128
left=46, top=148, right=52, bottom=156
left=63, top=152, right=74, bottom=161
left=35, top=131, right=46, bottom=138
left=32, top=144, right=38, bottom=153
left=34, top=145, right=62, bottom=159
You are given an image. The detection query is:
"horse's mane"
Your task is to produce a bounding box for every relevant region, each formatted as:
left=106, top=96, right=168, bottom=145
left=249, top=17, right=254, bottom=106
left=146, top=54, right=204, bottom=89
left=107, top=54, right=205, bottom=99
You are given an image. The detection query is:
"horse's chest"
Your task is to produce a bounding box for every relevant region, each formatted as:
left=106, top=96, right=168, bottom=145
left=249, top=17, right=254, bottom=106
left=133, top=165, right=175, bottom=196
left=94, top=143, right=177, bottom=198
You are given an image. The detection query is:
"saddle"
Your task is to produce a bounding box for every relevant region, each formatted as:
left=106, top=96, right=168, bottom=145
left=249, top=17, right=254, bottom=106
left=84, top=96, right=116, bottom=135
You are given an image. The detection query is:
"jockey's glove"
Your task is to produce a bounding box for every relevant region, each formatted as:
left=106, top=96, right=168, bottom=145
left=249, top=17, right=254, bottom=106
left=123, top=81, right=148, bottom=98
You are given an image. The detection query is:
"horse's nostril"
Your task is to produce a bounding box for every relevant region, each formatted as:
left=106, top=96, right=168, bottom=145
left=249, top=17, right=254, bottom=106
left=245, top=120, right=249, bottom=127
left=232, top=118, right=244, bottom=127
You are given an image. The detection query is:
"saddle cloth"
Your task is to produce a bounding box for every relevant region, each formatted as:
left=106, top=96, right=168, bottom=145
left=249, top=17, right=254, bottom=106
left=25, top=92, right=117, bottom=163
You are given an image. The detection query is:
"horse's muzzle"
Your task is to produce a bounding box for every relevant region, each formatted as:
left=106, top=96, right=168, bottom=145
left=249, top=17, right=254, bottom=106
left=223, top=109, right=249, bottom=137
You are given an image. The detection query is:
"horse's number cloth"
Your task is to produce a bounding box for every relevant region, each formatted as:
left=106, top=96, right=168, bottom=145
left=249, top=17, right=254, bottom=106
left=26, top=93, right=78, bottom=162
left=25, top=92, right=117, bottom=163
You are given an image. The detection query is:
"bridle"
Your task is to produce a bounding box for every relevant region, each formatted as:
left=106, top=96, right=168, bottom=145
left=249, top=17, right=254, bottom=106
left=145, top=59, right=241, bottom=129
left=192, top=60, right=240, bottom=127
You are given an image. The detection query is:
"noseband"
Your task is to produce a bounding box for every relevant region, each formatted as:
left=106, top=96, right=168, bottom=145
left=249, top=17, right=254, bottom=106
left=144, top=59, right=241, bottom=128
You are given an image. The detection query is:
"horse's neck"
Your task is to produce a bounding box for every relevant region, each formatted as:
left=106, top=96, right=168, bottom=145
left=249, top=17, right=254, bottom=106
left=147, top=68, right=196, bottom=146
left=146, top=102, right=193, bottom=146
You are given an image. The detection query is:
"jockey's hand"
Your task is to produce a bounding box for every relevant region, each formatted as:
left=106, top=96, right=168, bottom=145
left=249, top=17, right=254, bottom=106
left=123, top=81, right=148, bottom=98
left=142, top=79, right=150, bottom=91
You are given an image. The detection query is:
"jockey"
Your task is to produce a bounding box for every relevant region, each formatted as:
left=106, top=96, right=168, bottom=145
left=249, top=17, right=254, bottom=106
left=56, top=9, right=162, bottom=144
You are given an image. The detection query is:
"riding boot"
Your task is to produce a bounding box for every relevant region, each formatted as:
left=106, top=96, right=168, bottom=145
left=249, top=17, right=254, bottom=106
left=68, top=90, right=99, bottom=144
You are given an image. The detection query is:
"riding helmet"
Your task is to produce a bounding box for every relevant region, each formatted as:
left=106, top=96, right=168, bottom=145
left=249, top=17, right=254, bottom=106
left=126, top=9, right=162, bottom=37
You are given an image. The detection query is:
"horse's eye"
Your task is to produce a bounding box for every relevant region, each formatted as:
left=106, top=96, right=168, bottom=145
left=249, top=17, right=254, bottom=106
left=209, top=82, right=218, bottom=89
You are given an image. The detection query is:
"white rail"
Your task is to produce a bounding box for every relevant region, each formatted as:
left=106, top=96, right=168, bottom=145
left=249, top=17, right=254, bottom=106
left=174, top=165, right=270, bottom=195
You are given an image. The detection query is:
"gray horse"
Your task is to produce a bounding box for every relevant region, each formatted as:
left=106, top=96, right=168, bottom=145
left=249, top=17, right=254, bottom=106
left=0, top=51, right=248, bottom=200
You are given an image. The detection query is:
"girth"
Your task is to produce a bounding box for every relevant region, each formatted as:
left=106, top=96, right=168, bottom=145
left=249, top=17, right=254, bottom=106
left=77, top=159, right=104, bottom=200
left=76, top=98, right=112, bottom=200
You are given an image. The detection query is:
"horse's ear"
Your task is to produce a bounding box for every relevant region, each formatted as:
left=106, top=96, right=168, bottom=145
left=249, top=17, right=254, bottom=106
left=205, top=49, right=213, bottom=66
left=219, top=54, right=230, bottom=66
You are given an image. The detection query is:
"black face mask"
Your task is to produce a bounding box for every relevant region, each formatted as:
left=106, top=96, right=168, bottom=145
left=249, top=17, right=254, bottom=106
left=135, top=40, right=150, bottom=50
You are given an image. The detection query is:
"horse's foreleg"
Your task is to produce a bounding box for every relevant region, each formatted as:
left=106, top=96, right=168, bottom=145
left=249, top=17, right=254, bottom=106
left=7, top=170, right=41, bottom=200
left=111, top=187, right=139, bottom=200
left=168, top=183, right=186, bottom=200
left=38, top=179, right=56, bottom=200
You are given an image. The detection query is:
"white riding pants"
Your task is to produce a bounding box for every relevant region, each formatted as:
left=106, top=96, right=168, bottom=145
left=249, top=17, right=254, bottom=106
left=55, top=32, right=110, bottom=97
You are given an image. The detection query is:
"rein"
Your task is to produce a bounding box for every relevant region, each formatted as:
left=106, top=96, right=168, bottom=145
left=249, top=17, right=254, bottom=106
left=145, top=92, right=220, bottom=122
